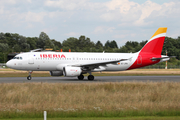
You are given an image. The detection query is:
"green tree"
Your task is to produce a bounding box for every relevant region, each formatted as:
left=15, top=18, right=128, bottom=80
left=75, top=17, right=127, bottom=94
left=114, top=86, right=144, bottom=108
left=51, top=39, right=62, bottom=50
left=13, top=44, right=21, bottom=52
left=109, top=40, right=118, bottom=48
left=27, top=37, right=38, bottom=50
left=140, top=40, right=148, bottom=47
left=0, top=43, right=9, bottom=63
left=104, top=40, right=110, bottom=49
left=62, top=37, right=79, bottom=51
left=18, top=36, right=30, bottom=52
left=5, top=33, right=15, bottom=48
left=95, top=41, right=103, bottom=52
left=119, top=46, right=128, bottom=53
left=37, top=32, right=54, bottom=49
left=104, top=40, right=118, bottom=52
left=0, top=33, right=6, bottom=43
left=78, top=36, right=95, bottom=52
left=0, top=43, right=9, bottom=52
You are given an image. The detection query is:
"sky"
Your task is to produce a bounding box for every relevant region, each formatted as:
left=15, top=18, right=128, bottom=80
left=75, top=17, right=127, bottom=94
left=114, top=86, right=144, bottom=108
left=0, top=0, right=180, bottom=47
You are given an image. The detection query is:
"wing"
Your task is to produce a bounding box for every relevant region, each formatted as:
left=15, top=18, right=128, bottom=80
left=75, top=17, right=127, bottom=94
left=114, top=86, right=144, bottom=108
left=71, top=58, right=130, bottom=70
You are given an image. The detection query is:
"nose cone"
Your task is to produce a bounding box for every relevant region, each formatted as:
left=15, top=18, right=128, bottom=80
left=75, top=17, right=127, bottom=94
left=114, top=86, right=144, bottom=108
left=6, top=60, right=13, bottom=68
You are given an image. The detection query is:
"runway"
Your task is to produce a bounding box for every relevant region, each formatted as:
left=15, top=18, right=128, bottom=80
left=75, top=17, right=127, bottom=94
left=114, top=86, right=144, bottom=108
left=0, top=76, right=180, bottom=83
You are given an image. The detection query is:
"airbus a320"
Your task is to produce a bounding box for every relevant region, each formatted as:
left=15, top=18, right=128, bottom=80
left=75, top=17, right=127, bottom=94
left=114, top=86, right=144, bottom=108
left=6, top=27, right=172, bottom=80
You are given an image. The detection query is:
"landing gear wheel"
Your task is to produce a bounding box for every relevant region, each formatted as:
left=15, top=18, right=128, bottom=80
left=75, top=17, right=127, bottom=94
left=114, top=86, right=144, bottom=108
left=27, top=71, right=33, bottom=80
left=88, top=75, right=94, bottom=81
left=78, top=74, right=84, bottom=80
left=27, top=76, right=31, bottom=80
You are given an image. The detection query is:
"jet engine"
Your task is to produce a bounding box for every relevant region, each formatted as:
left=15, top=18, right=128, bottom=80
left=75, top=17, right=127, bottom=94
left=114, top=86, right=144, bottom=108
left=63, top=66, right=82, bottom=77
left=50, top=71, right=63, bottom=76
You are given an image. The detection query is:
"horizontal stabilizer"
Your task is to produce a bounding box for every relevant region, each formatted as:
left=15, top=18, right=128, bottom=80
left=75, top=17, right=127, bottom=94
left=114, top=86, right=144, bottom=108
left=151, top=56, right=176, bottom=61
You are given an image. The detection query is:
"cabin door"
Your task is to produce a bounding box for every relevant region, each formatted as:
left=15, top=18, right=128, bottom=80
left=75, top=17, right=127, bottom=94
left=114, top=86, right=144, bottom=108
left=28, top=54, right=34, bottom=64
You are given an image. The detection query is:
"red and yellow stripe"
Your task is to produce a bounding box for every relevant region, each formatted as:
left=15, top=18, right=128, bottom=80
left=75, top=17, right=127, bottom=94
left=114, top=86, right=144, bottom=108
left=150, top=27, right=167, bottom=39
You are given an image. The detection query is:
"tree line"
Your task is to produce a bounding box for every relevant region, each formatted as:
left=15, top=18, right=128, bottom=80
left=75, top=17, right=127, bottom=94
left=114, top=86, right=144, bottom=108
left=0, top=32, right=180, bottom=63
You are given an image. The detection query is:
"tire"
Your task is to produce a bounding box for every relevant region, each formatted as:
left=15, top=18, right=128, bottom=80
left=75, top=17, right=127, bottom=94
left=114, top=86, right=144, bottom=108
left=27, top=76, right=31, bottom=80
left=78, top=74, right=84, bottom=80
left=88, top=75, right=94, bottom=81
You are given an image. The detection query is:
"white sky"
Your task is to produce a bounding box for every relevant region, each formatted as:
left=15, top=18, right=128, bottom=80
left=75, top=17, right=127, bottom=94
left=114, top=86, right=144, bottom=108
left=0, top=0, right=180, bottom=47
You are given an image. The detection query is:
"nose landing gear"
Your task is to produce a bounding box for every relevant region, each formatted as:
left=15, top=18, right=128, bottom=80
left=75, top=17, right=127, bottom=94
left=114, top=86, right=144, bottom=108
left=27, top=76, right=31, bottom=80
left=27, top=71, right=33, bottom=80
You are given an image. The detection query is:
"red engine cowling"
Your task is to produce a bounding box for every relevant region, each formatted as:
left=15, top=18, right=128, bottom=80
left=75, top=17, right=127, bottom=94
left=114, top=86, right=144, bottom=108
left=63, top=67, right=82, bottom=77
left=50, top=71, right=63, bottom=76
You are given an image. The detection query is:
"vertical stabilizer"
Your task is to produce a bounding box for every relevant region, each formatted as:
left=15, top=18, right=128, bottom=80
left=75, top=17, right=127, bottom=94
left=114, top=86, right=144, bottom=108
left=128, top=27, right=168, bottom=70
left=139, top=27, right=167, bottom=55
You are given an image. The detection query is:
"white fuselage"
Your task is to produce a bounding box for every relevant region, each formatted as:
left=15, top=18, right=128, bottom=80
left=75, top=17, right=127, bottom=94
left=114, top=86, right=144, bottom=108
left=7, top=52, right=138, bottom=71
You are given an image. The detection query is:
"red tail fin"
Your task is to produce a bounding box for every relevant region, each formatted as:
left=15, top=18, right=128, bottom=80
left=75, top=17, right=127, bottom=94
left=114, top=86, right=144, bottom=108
left=139, top=27, right=167, bottom=55
left=128, top=27, right=167, bottom=70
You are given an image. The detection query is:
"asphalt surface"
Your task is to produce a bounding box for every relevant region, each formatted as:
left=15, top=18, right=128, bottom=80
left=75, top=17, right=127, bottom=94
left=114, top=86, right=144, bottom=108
left=0, top=76, right=180, bottom=83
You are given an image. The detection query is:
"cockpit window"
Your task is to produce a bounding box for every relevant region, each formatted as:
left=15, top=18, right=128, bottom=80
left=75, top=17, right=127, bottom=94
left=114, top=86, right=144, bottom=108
left=13, top=57, right=23, bottom=60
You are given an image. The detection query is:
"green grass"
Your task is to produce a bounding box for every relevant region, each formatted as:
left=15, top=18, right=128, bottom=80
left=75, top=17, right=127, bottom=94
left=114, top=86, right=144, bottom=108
left=0, top=82, right=180, bottom=118
left=0, top=110, right=180, bottom=119
left=1, top=117, right=180, bottom=120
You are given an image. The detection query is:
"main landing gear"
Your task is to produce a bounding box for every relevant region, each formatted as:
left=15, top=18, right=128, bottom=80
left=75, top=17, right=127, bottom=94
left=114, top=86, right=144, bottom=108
left=77, top=74, right=94, bottom=81
left=87, top=71, right=94, bottom=80
left=78, top=74, right=84, bottom=80
left=88, top=75, right=94, bottom=80
left=27, top=71, right=33, bottom=80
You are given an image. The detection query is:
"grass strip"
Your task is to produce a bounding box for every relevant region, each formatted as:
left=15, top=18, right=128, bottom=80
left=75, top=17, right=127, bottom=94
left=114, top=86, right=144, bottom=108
left=0, top=82, right=180, bottom=118
left=0, top=110, right=180, bottom=119
left=1, top=116, right=180, bottom=120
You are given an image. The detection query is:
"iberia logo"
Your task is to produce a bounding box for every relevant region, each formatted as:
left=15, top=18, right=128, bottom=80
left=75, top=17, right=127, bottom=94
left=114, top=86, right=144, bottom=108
left=40, top=54, right=66, bottom=58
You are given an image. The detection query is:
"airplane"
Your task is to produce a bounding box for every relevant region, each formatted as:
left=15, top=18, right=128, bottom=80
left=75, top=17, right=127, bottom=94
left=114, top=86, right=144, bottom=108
left=6, top=27, right=172, bottom=81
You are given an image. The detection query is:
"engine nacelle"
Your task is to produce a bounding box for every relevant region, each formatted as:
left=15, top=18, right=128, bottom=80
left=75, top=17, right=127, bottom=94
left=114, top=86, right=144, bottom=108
left=50, top=71, right=63, bottom=76
left=63, top=67, right=82, bottom=77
